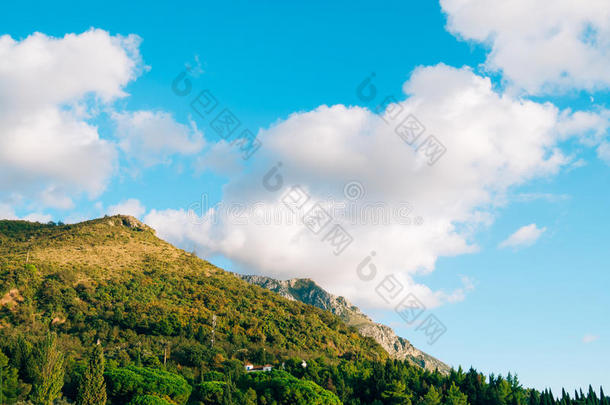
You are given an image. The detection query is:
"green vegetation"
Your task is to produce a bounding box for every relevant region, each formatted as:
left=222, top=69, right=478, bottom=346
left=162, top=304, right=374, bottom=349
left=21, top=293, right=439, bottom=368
left=128, top=395, right=174, bottom=405
left=239, top=370, right=341, bottom=404
left=0, top=351, right=23, bottom=403
left=0, top=217, right=385, bottom=363
left=105, top=365, right=191, bottom=404
left=0, top=216, right=606, bottom=404
left=76, top=344, right=106, bottom=405
left=30, top=333, right=65, bottom=405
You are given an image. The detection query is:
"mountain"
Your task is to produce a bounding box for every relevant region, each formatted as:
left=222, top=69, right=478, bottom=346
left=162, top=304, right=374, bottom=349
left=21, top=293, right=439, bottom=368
left=238, top=275, right=451, bottom=374
left=0, top=215, right=387, bottom=367
left=0, top=216, right=603, bottom=405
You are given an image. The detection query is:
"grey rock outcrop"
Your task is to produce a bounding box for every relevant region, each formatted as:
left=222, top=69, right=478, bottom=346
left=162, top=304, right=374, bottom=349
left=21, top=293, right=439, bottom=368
left=239, top=274, right=450, bottom=374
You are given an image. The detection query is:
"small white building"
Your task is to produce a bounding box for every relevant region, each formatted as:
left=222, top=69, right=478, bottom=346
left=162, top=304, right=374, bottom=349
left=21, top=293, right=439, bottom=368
left=245, top=363, right=273, bottom=372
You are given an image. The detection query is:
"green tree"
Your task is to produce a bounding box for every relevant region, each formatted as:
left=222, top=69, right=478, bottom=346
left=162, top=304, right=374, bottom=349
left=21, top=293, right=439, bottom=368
left=221, top=380, right=233, bottom=405
left=243, top=388, right=257, bottom=405
left=496, top=379, right=512, bottom=405
left=445, top=382, right=469, bottom=405
left=13, top=336, right=33, bottom=382
left=528, top=389, right=541, bottom=405
left=30, top=333, right=65, bottom=405
left=0, top=352, right=21, bottom=404
left=422, top=385, right=442, bottom=405
left=105, top=366, right=191, bottom=405
left=194, top=381, right=230, bottom=404
left=76, top=344, right=107, bottom=405
left=600, top=387, right=608, bottom=405
left=381, top=380, right=412, bottom=404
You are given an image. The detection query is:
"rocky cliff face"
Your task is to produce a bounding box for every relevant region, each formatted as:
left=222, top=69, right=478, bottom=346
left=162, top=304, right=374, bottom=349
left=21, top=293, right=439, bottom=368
left=238, top=275, right=451, bottom=374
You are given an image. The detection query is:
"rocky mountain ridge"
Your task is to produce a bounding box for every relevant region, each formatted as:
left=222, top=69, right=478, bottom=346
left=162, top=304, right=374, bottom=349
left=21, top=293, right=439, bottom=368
left=238, top=275, right=451, bottom=374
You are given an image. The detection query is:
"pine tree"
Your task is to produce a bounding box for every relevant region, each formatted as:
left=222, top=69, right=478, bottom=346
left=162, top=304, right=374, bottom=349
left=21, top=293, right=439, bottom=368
left=30, top=333, right=65, bottom=405
left=381, top=380, right=412, bottom=404
left=496, top=379, right=512, bottom=405
left=445, top=382, right=469, bottom=405
left=76, top=344, right=107, bottom=405
left=528, top=389, right=541, bottom=405
left=422, top=385, right=442, bottom=405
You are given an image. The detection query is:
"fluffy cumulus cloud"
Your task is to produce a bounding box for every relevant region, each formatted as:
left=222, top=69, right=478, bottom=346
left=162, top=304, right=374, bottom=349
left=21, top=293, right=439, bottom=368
left=146, top=64, right=599, bottom=310
left=107, top=198, right=146, bottom=219
left=440, top=0, right=610, bottom=94
left=0, top=29, right=204, bottom=214
left=113, top=111, right=205, bottom=167
left=0, top=29, right=141, bottom=210
left=499, top=223, right=546, bottom=249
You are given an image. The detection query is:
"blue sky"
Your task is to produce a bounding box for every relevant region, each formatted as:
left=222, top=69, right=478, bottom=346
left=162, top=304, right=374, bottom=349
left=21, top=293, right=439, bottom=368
left=1, top=0, right=609, bottom=394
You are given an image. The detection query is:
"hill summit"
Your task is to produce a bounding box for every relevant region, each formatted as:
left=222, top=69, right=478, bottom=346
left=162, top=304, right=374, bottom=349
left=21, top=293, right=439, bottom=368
left=0, top=215, right=387, bottom=365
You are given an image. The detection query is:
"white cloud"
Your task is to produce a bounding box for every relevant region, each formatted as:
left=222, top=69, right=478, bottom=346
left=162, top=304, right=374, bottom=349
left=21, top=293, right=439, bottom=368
left=146, top=64, right=600, bottom=310
left=499, top=223, right=546, bottom=249
left=193, top=140, right=244, bottom=176
left=440, top=0, right=610, bottom=94
left=567, top=158, right=587, bottom=171
left=583, top=334, right=600, bottom=344
left=555, top=109, right=610, bottom=165
left=107, top=198, right=146, bottom=219
left=597, top=142, right=610, bottom=163
left=113, top=110, right=205, bottom=167
left=21, top=212, right=53, bottom=223
left=0, top=29, right=142, bottom=209
left=0, top=204, right=15, bottom=220
left=0, top=203, right=51, bottom=223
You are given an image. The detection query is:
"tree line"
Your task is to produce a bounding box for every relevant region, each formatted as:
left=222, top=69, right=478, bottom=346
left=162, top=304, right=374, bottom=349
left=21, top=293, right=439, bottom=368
left=0, top=332, right=607, bottom=405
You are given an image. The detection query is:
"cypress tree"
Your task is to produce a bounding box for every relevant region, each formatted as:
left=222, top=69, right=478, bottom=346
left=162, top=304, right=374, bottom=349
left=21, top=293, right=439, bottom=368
left=76, top=344, right=107, bottom=405
left=30, top=333, right=65, bottom=405
left=587, top=385, right=599, bottom=405
left=600, top=387, right=609, bottom=405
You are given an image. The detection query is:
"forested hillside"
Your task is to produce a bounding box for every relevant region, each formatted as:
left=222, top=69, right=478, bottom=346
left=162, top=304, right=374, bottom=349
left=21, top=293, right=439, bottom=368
left=0, top=216, right=606, bottom=404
